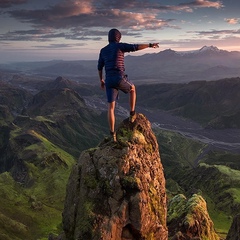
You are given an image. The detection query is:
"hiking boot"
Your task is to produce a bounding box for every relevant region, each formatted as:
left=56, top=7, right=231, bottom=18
left=110, top=131, right=117, bottom=142
left=129, top=111, right=136, bottom=123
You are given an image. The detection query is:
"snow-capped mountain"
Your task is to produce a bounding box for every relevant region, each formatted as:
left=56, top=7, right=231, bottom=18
left=199, top=45, right=220, bottom=52
left=125, top=46, right=240, bottom=82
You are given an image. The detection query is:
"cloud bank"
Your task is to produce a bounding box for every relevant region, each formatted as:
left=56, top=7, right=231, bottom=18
left=1, top=0, right=225, bottom=43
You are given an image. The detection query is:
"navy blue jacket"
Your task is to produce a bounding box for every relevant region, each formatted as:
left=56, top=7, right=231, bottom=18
left=98, top=29, right=139, bottom=87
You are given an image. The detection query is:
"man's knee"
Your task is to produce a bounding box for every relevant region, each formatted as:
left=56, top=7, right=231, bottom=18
left=108, top=101, right=115, bottom=111
left=130, top=84, right=135, bottom=92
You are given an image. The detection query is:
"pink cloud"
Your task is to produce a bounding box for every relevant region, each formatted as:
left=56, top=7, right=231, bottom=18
left=225, top=18, right=240, bottom=25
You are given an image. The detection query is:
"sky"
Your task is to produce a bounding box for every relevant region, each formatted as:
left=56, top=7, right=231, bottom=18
left=0, top=0, right=240, bottom=63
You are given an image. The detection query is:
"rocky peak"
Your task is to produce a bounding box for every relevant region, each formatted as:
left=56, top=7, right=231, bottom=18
left=168, top=194, right=220, bottom=240
left=199, top=45, right=220, bottom=53
left=48, top=76, right=74, bottom=90
left=60, top=113, right=168, bottom=240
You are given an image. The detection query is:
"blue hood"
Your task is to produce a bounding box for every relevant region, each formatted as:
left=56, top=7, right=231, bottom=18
left=108, top=29, right=121, bottom=43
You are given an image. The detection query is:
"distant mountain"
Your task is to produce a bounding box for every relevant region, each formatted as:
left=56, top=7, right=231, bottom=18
left=199, top=45, right=221, bottom=52
left=185, top=45, right=227, bottom=56
left=27, top=60, right=97, bottom=83
left=157, top=45, right=235, bottom=58
left=45, top=76, right=74, bottom=89
left=0, top=80, right=32, bottom=121
left=200, top=65, right=240, bottom=80
left=41, top=76, right=96, bottom=96
left=125, top=46, right=240, bottom=82
left=1, top=46, right=240, bottom=83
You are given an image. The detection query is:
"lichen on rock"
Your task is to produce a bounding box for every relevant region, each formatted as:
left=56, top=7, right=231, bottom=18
left=60, top=113, right=168, bottom=240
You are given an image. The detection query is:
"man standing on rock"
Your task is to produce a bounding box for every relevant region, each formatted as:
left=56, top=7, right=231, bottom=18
left=98, top=28, right=159, bottom=142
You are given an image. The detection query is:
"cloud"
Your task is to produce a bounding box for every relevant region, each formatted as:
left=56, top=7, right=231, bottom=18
left=193, top=29, right=240, bottom=36
left=154, top=0, right=224, bottom=12
left=183, top=0, right=223, bottom=9
left=34, top=43, right=86, bottom=49
left=186, top=29, right=240, bottom=41
left=0, top=27, right=104, bottom=42
left=225, top=18, right=240, bottom=25
left=0, top=28, right=62, bottom=41
left=3, top=0, right=224, bottom=44
left=5, top=0, right=178, bottom=43
left=7, top=0, right=224, bottom=31
left=8, top=1, right=175, bottom=31
left=0, top=0, right=27, bottom=8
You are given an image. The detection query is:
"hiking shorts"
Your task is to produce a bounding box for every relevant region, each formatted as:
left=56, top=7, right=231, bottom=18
left=106, top=75, right=134, bottom=103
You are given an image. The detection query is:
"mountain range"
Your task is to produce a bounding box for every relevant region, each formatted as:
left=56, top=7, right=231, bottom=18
left=1, top=46, right=240, bottom=83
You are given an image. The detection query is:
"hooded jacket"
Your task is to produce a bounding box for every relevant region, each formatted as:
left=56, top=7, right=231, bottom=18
left=98, top=29, right=139, bottom=86
left=108, top=28, right=121, bottom=43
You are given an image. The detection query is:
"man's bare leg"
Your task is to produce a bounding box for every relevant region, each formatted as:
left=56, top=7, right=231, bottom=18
left=129, top=85, right=136, bottom=122
left=129, top=85, right=136, bottom=112
left=108, top=101, right=117, bottom=141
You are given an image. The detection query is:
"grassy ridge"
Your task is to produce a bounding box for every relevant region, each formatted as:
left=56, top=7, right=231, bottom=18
left=0, top=141, right=75, bottom=239
left=155, top=129, right=240, bottom=237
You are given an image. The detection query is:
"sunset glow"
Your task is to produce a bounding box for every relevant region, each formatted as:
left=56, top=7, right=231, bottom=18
left=0, top=0, right=240, bottom=63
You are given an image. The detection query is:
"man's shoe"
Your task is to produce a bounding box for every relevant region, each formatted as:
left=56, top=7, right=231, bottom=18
left=129, top=111, right=136, bottom=123
left=110, top=131, right=117, bottom=142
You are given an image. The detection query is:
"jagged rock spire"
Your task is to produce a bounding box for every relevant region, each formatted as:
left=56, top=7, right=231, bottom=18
left=61, top=113, right=168, bottom=240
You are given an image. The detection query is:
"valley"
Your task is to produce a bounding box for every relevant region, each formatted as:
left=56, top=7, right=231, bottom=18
left=142, top=108, right=240, bottom=154
left=0, top=48, right=240, bottom=239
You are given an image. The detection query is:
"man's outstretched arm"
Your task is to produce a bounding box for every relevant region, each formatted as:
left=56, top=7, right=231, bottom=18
left=137, top=43, right=159, bottom=50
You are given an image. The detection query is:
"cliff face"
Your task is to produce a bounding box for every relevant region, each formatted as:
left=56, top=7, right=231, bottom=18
left=61, top=113, right=168, bottom=240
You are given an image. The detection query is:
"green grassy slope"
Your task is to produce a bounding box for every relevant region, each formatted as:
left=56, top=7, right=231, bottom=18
left=0, top=134, right=75, bottom=239
left=0, top=86, right=108, bottom=239
left=155, top=129, right=240, bottom=237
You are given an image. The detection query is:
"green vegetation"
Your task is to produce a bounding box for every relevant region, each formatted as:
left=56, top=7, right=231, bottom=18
left=201, top=151, right=240, bottom=170
left=0, top=84, right=109, bottom=239
left=155, top=129, right=206, bottom=176
left=0, top=132, right=75, bottom=239
left=154, top=129, right=240, bottom=238
left=168, top=194, right=220, bottom=240
left=120, top=176, right=140, bottom=190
